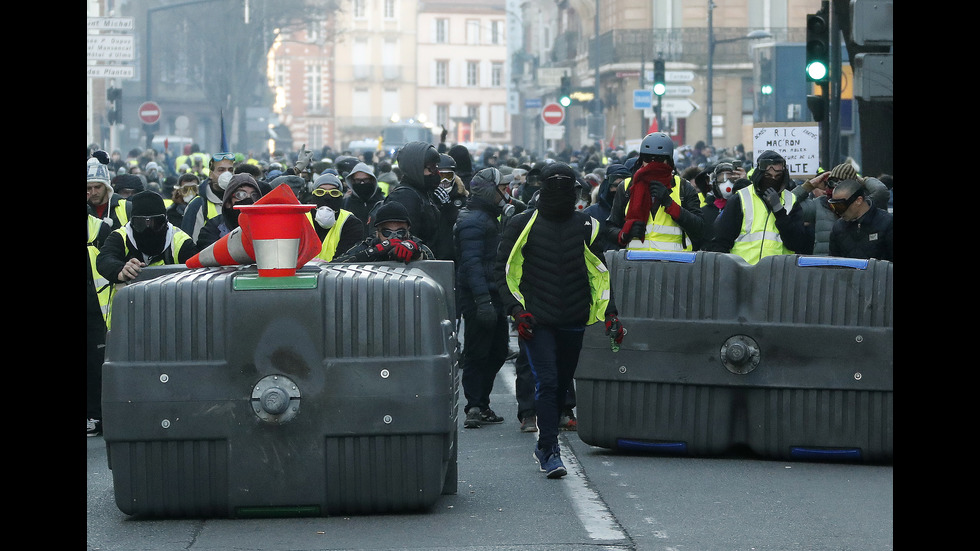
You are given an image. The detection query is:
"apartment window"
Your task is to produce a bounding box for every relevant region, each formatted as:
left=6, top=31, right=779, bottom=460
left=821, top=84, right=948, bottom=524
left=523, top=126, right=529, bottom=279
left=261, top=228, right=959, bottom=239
left=305, top=64, right=323, bottom=110
left=435, top=18, right=448, bottom=44
left=491, top=21, right=503, bottom=44
left=491, top=62, right=503, bottom=87
left=435, top=60, right=448, bottom=86
left=436, top=104, right=449, bottom=128
left=383, top=88, right=400, bottom=121
left=353, top=38, right=370, bottom=79
left=466, top=19, right=480, bottom=45
left=466, top=61, right=479, bottom=86
left=307, top=124, right=323, bottom=151
left=384, top=0, right=396, bottom=19
left=353, top=0, right=366, bottom=19
left=275, top=62, right=287, bottom=88
left=307, top=20, right=320, bottom=42
left=353, top=87, right=370, bottom=119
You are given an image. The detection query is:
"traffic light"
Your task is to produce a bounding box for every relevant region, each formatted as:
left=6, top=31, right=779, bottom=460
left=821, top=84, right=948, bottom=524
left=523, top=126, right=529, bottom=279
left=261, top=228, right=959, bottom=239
left=805, top=7, right=829, bottom=83
left=106, top=86, right=122, bottom=125
left=653, top=59, right=666, bottom=96
left=559, top=76, right=571, bottom=107
left=806, top=94, right=826, bottom=122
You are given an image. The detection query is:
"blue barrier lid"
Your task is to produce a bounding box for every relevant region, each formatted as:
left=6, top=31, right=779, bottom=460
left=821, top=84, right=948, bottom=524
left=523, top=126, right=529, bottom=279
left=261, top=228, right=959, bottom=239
left=625, top=251, right=697, bottom=263
left=797, top=256, right=869, bottom=270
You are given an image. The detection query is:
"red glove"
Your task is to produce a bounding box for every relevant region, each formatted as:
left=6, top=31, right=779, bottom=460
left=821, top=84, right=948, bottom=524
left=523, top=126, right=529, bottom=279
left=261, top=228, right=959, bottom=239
left=389, top=239, right=421, bottom=263
left=373, top=238, right=396, bottom=255
left=605, top=314, right=626, bottom=344
left=512, top=307, right=537, bottom=340
left=618, top=219, right=646, bottom=245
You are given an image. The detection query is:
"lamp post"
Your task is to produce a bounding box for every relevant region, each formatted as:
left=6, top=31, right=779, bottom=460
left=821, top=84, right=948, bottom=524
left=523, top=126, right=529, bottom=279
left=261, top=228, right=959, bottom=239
left=706, top=0, right=771, bottom=145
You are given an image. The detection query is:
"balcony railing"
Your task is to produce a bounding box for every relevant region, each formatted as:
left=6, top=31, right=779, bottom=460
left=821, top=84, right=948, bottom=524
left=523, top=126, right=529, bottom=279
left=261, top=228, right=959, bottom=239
left=574, top=27, right=805, bottom=67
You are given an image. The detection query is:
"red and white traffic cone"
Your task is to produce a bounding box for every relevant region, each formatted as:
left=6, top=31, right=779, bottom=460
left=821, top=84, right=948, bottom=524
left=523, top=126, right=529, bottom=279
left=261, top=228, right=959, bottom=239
left=185, top=225, right=253, bottom=269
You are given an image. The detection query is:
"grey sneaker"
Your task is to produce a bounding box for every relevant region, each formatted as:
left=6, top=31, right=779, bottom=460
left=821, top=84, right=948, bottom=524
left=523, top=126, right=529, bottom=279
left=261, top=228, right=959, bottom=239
left=464, top=407, right=482, bottom=428
left=520, top=415, right=538, bottom=432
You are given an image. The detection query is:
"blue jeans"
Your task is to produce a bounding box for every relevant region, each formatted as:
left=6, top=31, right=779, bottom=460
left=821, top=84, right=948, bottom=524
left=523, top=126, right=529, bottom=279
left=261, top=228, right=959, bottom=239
left=523, top=325, right=586, bottom=449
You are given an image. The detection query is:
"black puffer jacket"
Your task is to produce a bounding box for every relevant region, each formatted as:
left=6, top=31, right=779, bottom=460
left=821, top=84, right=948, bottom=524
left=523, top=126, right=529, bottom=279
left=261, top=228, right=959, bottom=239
left=494, top=209, right=608, bottom=327
left=453, top=195, right=503, bottom=314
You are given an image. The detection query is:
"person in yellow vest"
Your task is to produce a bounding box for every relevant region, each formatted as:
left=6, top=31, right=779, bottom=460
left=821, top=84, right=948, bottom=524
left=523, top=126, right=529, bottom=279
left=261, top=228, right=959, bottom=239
left=195, top=173, right=263, bottom=251
left=605, top=132, right=704, bottom=252
left=306, top=173, right=364, bottom=261
left=180, top=152, right=236, bottom=243
left=87, top=152, right=132, bottom=230
left=705, top=150, right=812, bottom=264
left=331, top=201, right=434, bottom=263
left=95, top=191, right=197, bottom=329
left=86, top=213, right=113, bottom=437
left=492, top=162, right=624, bottom=479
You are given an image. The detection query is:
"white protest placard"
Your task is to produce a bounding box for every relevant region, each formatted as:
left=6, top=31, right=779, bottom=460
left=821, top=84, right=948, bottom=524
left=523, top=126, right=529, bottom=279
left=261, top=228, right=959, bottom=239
left=751, top=122, right=820, bottom=178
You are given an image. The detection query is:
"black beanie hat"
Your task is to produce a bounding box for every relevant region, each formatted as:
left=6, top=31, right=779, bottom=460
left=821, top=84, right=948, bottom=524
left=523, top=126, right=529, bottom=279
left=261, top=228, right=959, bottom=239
left=373, top=201, right=412, bottom=227
left=112, top=174, right=145, bottom=193
left=130, top=190, right=166, bottom=217
left=538, top=162, right=577, bottom=188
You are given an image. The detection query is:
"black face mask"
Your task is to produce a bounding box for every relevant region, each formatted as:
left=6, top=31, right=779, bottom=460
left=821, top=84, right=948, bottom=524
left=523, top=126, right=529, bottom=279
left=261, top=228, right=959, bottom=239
left=222, top=198, right=254, bottom=229
left=537, top=185, right=576, bottom=221
left=312, top=194, right=343, bottom=213
left=424, top=172, right=441, bottom=191
left=351, top=181, right=376, bottom=199
left=133, top=225, right=168, bottom=257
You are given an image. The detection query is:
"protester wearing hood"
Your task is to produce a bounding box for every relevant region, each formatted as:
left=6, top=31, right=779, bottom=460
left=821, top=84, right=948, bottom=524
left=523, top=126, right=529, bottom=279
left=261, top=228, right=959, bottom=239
left=705, top=150, right=812, bottom=263
left=382, top=141, right=452, bottom=259
left=342, top=162, right=385, bottom=235
left=375, top=160, right=398, bottom=196
left=87, top=153, right=132, bottom=229
left=604, top=132, right=704, bottom=253
left=308, top=173, right=364, bottom=261
left=697, top=161, right=744, bottom=250
left=454, top=168, right=511, bottom=429
left=195, top=173, right=263, bottom=251
left=447, top=144, right=475, bottom=187
left=180, top=152, right=236, bottom=243
left=583, top=163, right=629, bottom=252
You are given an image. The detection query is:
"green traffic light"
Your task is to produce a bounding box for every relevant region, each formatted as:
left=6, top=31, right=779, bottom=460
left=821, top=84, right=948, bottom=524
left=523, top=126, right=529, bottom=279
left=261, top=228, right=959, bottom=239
left=806, top=61, right=828, bottom=82
left=652, top=83, right=666, bottom=96
left=761, top=84, right=773, bottom=95
left=559, top=96, right=571, bottom=107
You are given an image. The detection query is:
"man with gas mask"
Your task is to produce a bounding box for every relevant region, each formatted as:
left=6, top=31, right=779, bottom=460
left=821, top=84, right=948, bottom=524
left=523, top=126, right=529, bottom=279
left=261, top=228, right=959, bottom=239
left=180, top=152, right=237, bottom=243
left=382, top=141, right=452, bottom=260
left=454, top=167, right=512, bottom=429
left=195, top=174, right=264, bottom=251
left=706, top=149, right=812, bottom=264
left=604, top=132, right=704, bottom=252
left=493, top=162, right=624, bottom=478
left=96, top=191, right=197, bottom=327
left=308, top=173, right=364, bottom=262
left=698, top=160, right=743, bottom=248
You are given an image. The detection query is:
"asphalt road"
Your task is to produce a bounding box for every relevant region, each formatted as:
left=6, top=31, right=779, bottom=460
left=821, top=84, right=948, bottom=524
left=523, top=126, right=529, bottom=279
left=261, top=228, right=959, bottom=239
left=87, top=343, right=893, bottom=551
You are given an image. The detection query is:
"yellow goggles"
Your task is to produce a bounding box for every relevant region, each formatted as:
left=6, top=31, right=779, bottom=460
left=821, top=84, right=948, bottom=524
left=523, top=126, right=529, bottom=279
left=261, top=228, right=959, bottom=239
left=312, top=188, right=344, bottom=198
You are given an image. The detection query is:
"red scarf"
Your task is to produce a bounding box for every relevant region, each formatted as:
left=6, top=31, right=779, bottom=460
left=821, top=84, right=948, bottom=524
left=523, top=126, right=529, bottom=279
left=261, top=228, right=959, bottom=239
left=626, top=161, right=673, bottom=222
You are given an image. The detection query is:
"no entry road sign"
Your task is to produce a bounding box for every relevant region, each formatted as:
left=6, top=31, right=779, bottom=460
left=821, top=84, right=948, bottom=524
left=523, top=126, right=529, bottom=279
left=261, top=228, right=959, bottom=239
left=541, top=102, right=565, bottom=125
left=138, top=101, right=161, bottom=125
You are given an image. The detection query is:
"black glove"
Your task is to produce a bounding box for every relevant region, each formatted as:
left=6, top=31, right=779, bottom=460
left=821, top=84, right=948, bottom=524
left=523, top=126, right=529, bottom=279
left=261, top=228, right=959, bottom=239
left=433, top=186, right=451, bottom=205
left=604, top=314, right=626, bottom=344
left=650, top=181, right=672, bottom=205
left=440, top=124, right=449, bottom=142
left=389, top=238, right=422, bottom=263
left=512, top=306, right=537, bottom=340
left=373, top=238, right=396, bottom=255
left=474, top=297, right=497, bottom=327
left=617, top=219, right=646, bottom=246
left=762, top=188, right=784, bottom=213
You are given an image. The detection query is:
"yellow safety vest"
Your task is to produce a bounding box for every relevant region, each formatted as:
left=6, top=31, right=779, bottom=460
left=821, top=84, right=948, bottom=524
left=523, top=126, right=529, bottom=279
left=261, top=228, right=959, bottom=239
left=306, top=209, right=352, bottom=261
left=377, top=180, right=390, bottom=196
left=503, top=210, right=609, bottom=326
left=621, top=174, right=692, bottom=252
left=87, top=216, right=111, bottom=326
left=105, top=226, right=192, bottom=329
left=730, top=186, right=797, bottom=265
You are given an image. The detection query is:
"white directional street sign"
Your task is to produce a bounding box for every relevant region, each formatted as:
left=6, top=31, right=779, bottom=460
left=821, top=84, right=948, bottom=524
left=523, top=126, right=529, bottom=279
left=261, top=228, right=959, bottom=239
left=87, top=17, right=135, bottom=31
left=660, top=98, right=700, bottom=118
left=87, top=65, right=136, bottom=79
left=665, top=70, right=696, bottom=82
left=664, top=84, right=695, bottom=96
left=543, top=124, right=565, bottom=140
left=87, top=34, right=135, bottom=61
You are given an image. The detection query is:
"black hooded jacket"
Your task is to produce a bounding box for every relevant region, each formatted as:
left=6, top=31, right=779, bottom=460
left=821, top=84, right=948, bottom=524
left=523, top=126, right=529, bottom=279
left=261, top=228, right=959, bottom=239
left=384, top=141, right=452, bottom=259
left=447, top=144, right=474, bottom=187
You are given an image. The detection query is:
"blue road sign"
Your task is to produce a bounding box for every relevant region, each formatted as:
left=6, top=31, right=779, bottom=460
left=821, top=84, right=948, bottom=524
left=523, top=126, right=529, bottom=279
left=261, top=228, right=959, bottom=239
left=633, top=89, right=653, bottom=110
left=525, top=98, right=543, bottom=109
